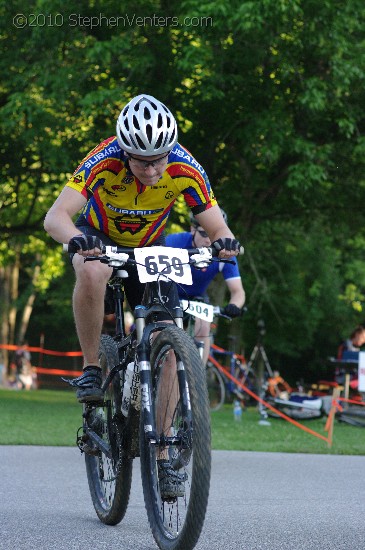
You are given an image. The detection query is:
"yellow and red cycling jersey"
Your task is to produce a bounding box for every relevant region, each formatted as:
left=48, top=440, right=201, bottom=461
left=66, top=137, right=217, bottom=247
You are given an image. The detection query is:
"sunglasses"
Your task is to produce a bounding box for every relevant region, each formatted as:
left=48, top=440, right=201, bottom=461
left=127, top=151, right=170, bottom=169
left=195, top=228, right=209, bottom=238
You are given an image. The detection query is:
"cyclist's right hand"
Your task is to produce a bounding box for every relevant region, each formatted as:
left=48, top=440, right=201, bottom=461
left=221, top=304, right=242, bottom=318
left=68, top=234, right=103, bottom=255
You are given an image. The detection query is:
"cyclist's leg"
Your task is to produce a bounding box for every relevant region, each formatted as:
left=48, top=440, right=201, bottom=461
left=72, top=255, right=112, bottom=366
left=69, top=223, right=118, bottom=366
left=67, top=224, right=117, bottom=401
left=194, top=318, right=211, bottom=365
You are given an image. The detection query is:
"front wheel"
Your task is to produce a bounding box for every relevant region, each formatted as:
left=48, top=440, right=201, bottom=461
left=140, top=326, right=211, bottom=550
left=84, top=334, right=132, bottom=525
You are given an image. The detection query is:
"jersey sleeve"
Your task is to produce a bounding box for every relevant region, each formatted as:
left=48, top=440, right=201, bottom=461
left=167, top=144, right=217, bottom=214
left=222, top=257, right=241, bottom=281
left=66, top=137, right=123, bottom=200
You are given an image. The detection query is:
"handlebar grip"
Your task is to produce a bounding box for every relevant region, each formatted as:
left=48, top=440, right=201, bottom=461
left=209, top=245, right=244, bottom=257
left=62, top=243, right=107, bottom=254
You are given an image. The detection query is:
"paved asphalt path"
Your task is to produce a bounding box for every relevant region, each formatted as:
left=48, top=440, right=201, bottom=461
left=1, top=446, right=364, bottom=550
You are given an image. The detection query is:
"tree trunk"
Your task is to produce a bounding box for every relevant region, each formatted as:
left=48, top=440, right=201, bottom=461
left=0, top=266, right=10, bottom=375
left=17, top=264, right=40, bottom=344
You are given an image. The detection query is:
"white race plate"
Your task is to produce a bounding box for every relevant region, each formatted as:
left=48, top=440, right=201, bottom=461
left=135, top=247, right=192, bottom=285
left=181, top=300, right=214, bottom=322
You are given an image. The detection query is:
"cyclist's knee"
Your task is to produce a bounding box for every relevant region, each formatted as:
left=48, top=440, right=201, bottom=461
left=74, top=256, right=111, bottom=285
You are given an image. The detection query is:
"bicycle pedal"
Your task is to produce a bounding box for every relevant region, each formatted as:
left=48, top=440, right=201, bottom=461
left=76, top=430, right=99, bottom=456
left=82, top=441, right=99, bottom=456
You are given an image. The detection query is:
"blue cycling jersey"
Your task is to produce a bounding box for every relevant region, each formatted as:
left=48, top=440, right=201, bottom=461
left=165, top=232, right=241, bottom=298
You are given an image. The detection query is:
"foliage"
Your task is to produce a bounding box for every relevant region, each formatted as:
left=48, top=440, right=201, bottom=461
left=1, top=0, right=365, bottom=381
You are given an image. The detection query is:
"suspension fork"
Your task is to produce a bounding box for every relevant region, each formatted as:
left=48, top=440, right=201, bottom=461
left=134, top=306, right=157, bottom=442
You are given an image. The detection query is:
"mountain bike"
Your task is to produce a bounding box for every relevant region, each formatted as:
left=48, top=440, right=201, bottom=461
left=183, top=301, right=253, bottom=411
left=181, top=299, right=228, bottom=411
left=64, top=244, right=214, bottom=550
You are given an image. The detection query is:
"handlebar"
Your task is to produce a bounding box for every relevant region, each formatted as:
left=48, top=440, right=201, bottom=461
left=62, top=243, right=240, bottom=257
left=62, top=244, right=240, bottom=268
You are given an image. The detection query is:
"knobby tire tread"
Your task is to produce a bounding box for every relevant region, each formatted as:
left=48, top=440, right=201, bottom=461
left=140, top=326, right=211, bottom=550
left=85, top=334, right=132, bottom=525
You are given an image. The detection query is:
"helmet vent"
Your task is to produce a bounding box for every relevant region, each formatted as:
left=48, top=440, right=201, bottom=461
left=135, top=134, right=146, bottom=150
left=133, top=115, right=140, bottom=130
left=119, top=130, right=130, bottom=147
left=144, top=107, right=152, bottom=119
left=155, top=133, right=163, bottom=149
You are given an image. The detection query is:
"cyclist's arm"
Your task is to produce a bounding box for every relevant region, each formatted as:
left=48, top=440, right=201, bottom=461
left=44, top=186, right=88, bottom=244
left=193, top=206, right=234, bottom=243
left=226, top=278, right=246, bottom=308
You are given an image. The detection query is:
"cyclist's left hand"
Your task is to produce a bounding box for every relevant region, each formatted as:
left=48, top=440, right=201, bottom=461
left=221, top=304, right=242, bottom=318
left=211, top=238, right=242, bottom=259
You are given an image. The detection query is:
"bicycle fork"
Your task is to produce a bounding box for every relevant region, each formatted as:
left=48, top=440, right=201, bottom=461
left=135, top=312, right=192, bottom=451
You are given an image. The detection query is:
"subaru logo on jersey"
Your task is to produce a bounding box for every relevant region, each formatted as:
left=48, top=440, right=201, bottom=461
left=165, top=191, right=174, bottom=199
left=106, top=204, right=164, bottom=215
left=84, top=144, right=121, bottom=169
left=171, top=145, right=206, bottom=175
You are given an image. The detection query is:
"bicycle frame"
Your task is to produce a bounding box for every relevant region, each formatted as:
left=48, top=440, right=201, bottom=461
left=101, top=268, right=186, bottom=446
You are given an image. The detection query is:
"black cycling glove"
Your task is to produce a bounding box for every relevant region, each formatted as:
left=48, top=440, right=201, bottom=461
left=212, top=238, right=242, bottom=254
left=68, top=234, right=103, bottom=253
left=222, top=304, right=242, bottom=318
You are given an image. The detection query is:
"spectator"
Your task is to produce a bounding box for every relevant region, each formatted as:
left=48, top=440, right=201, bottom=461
left=335, top=326, right=365, bottom=384
left=14, top=343, right=34, bottom=390
left=337, top=326, right=365, bottom=359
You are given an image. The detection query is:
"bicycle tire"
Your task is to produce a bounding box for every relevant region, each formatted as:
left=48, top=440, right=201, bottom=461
left=206, top=361, right=225, bottom=411
left=85, top=334, right=132, bottom=525
left=140, top=326, right=211, bottom=550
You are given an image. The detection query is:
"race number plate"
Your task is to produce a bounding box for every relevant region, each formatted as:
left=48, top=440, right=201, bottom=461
left=135, top=247, right=192, bottom=285
left=181, top=300, right=214, bottom=322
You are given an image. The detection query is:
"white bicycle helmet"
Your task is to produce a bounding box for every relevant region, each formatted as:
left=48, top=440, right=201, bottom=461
left=116, top=94, right=178, bottom=156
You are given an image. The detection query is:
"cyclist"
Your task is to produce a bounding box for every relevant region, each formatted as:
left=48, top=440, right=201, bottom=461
left=44, top=94, right=242, bottom=497
left=166, top=209, right=245, bottom=365
left=43, top=93, right=241, bottom=398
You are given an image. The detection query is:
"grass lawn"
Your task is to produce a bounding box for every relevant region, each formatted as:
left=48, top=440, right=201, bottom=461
left=0, top=387, right=364, bottom=454
left=211, top=404, right=365, bottom=455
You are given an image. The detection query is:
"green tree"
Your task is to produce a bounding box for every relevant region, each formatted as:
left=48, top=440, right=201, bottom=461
left=1, top=0, right=365, bottom=383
